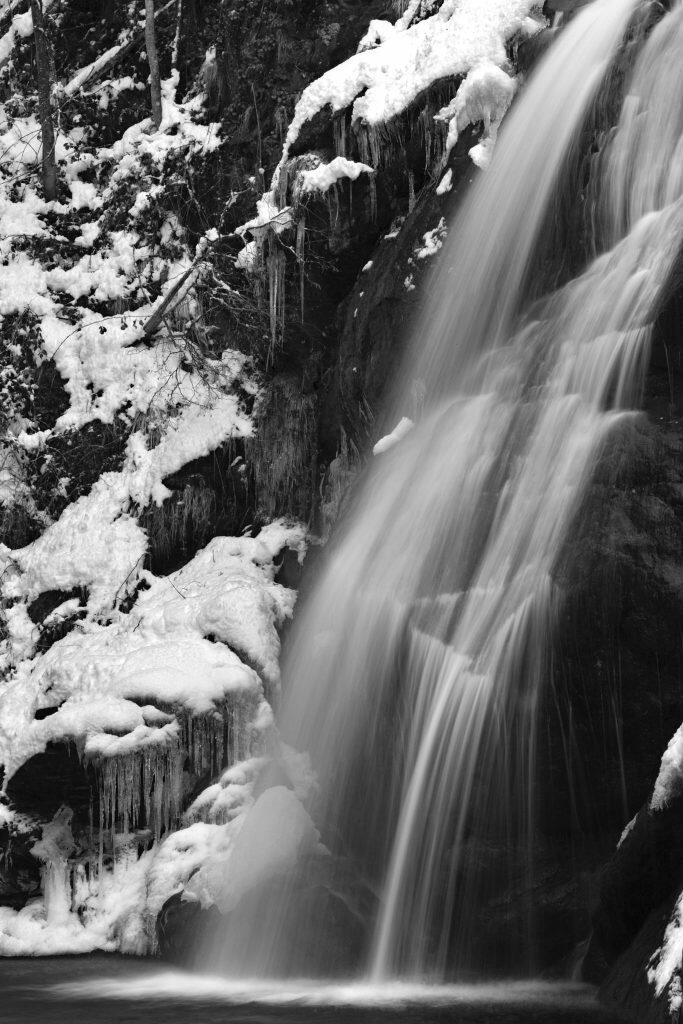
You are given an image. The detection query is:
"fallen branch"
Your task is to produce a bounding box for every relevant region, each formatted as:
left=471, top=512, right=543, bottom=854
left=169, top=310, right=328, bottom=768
left=143, top=260, right=206, bottom=338
left=61, top=0, right=175, bottom=96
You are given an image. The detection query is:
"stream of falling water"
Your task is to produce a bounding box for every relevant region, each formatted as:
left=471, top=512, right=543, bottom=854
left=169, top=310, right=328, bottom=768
left=212, top=0, right=683, bottom=981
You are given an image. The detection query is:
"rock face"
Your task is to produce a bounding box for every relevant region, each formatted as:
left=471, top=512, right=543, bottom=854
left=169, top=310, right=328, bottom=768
left=560, top=290, right=683, bottom=1010
left=156, top=892, right=221, bottom=966
left=599, top=900, right=679, bottom=1024
left=311, top=0, right=683, bottom=982
left=585, top=799, right=683, bottom=979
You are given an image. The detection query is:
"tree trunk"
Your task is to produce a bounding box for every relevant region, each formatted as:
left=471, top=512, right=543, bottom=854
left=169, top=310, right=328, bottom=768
left=145, top=0, right=163, bottom=129
left=30, top=0, right=57, bottom=201
left=172, top=0, right=183, bottom=70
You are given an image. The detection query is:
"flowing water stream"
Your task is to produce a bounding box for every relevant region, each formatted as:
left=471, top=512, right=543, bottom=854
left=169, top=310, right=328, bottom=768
left=206, top=0, right=683, bottom=984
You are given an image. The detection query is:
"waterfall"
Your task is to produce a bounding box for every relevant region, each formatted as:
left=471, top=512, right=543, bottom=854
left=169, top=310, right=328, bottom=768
left=211, top=0, right=683, bottom=980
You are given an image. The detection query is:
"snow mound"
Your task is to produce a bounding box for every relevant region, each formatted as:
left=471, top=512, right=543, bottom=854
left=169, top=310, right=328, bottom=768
left=272, top=0, right=537, bottom=187
left=186, top=786, right=322, bottom=914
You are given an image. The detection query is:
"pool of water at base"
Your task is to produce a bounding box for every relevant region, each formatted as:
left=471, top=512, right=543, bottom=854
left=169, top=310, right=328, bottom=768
left=0, top=956, right=633, bottom=1024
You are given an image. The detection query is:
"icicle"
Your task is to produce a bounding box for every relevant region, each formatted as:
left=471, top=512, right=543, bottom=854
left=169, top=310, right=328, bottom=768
left=98, top=792, right=104, bottom=893
left=266, top=243, right=286, bottom=363
left=357, top=127, right=371, bottom=168
left=369, top=176, right=377, bottom=223
left=333, top=113, right=347, bottom=157
left=408, top=169, right=416, bottom=212
left=369, top=125, right=382, bottom=168
left=172, top=0, right=183, bottom=69
left=433, top=124, right=445, bottom=176
left=328, top=184, right=341, bottom=230
left=88, top=788, right=94, bottom=862
left=296, top=215, right=306, bottom=324
left=179, top=695, right=260, bottom=785
left=93, top=739, right=183, bottom=845
left=42, top=860, right=72, bottom=925
left=279, top=165, right=289, bottom=209
left=422, top=112, right=433, bottom=172
left=267, top=248, right=279, bottom=359
left=32, top=807, right=76, bottom=927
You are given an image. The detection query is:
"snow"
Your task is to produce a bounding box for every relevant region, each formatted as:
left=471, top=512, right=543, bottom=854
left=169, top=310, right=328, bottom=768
left=0, top=0, right=55, bottom=66
left=415, top=217, right=447, bottom=259
left=651, top=723, right=683, bottom=810
left=236, top=239, right=258, bottom=272
left=617, top=813, right=637, bottom=847
left=272, top=0, right=535, bottom=188
left=0, top=839, right=154, bottom=955
left=185, top=786, right=322, bottom=914
left=0, top=519, right=305, bottom=784
left=298, top=157, right=374, bottom=194
left=0, top=189, right=46, bottom=242
left=235, top=0, right=533, bottom=248
left=435, top=61, right=517, bottom=168
left=185, top=757, right=267, bottom=825
left=74, top=221, right=101, bottom=247
left=63, top=45, right=122, bottom=96
left=3, top=472, right=148, bottom=612
left=0, top=0, right=317, bottom=961
left=373, top=417, right=415, bottom=455
left=0, top=899, right=117, bottom=956
left=0, top=515, right=307, bottom=950
left=238, top=193, right=293, bottom=240
left=436, top=168, right=453, bottom=194
left=648, top=891, right=683, bottom=1016
left=358, top=20, right=397, bottom=52
left=0, top=756, right=317, bottom=956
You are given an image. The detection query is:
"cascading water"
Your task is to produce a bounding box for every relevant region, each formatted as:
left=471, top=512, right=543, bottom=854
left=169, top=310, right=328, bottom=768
left=209, top=0, right=683, bottom=981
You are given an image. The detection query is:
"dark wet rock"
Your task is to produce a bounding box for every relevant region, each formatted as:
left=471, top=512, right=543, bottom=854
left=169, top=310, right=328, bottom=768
left=331, top=126, right=481, bottom=450
left=6, top=743, right=96, bottom=833
left=0, top=824, right=41, bottom=910
left=598, top=897, right=679, bottom=1024
left=156, top=891, right=222, bottom=965
left=0, top=744, right=99, bottom=910
left=157, top=854, right=376, bottom=974
left=471, top=844, right=603, bottom=976
left=516, top=28, right=558, bottom=74
left=218, top=877, right=369, bottom=976
left=584, top=798, right=683, bottom=984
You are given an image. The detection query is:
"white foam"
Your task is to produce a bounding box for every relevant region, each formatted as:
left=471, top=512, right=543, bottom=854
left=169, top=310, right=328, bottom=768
left=50, top=973, right=601, bottom=1008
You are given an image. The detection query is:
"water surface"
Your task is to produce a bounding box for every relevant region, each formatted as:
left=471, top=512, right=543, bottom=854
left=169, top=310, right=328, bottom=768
left=0, top=956, right=632, bottom=1024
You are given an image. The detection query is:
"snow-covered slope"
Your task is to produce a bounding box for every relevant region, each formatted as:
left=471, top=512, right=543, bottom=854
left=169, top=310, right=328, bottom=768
left=0, top=0, right=314, bottom=954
